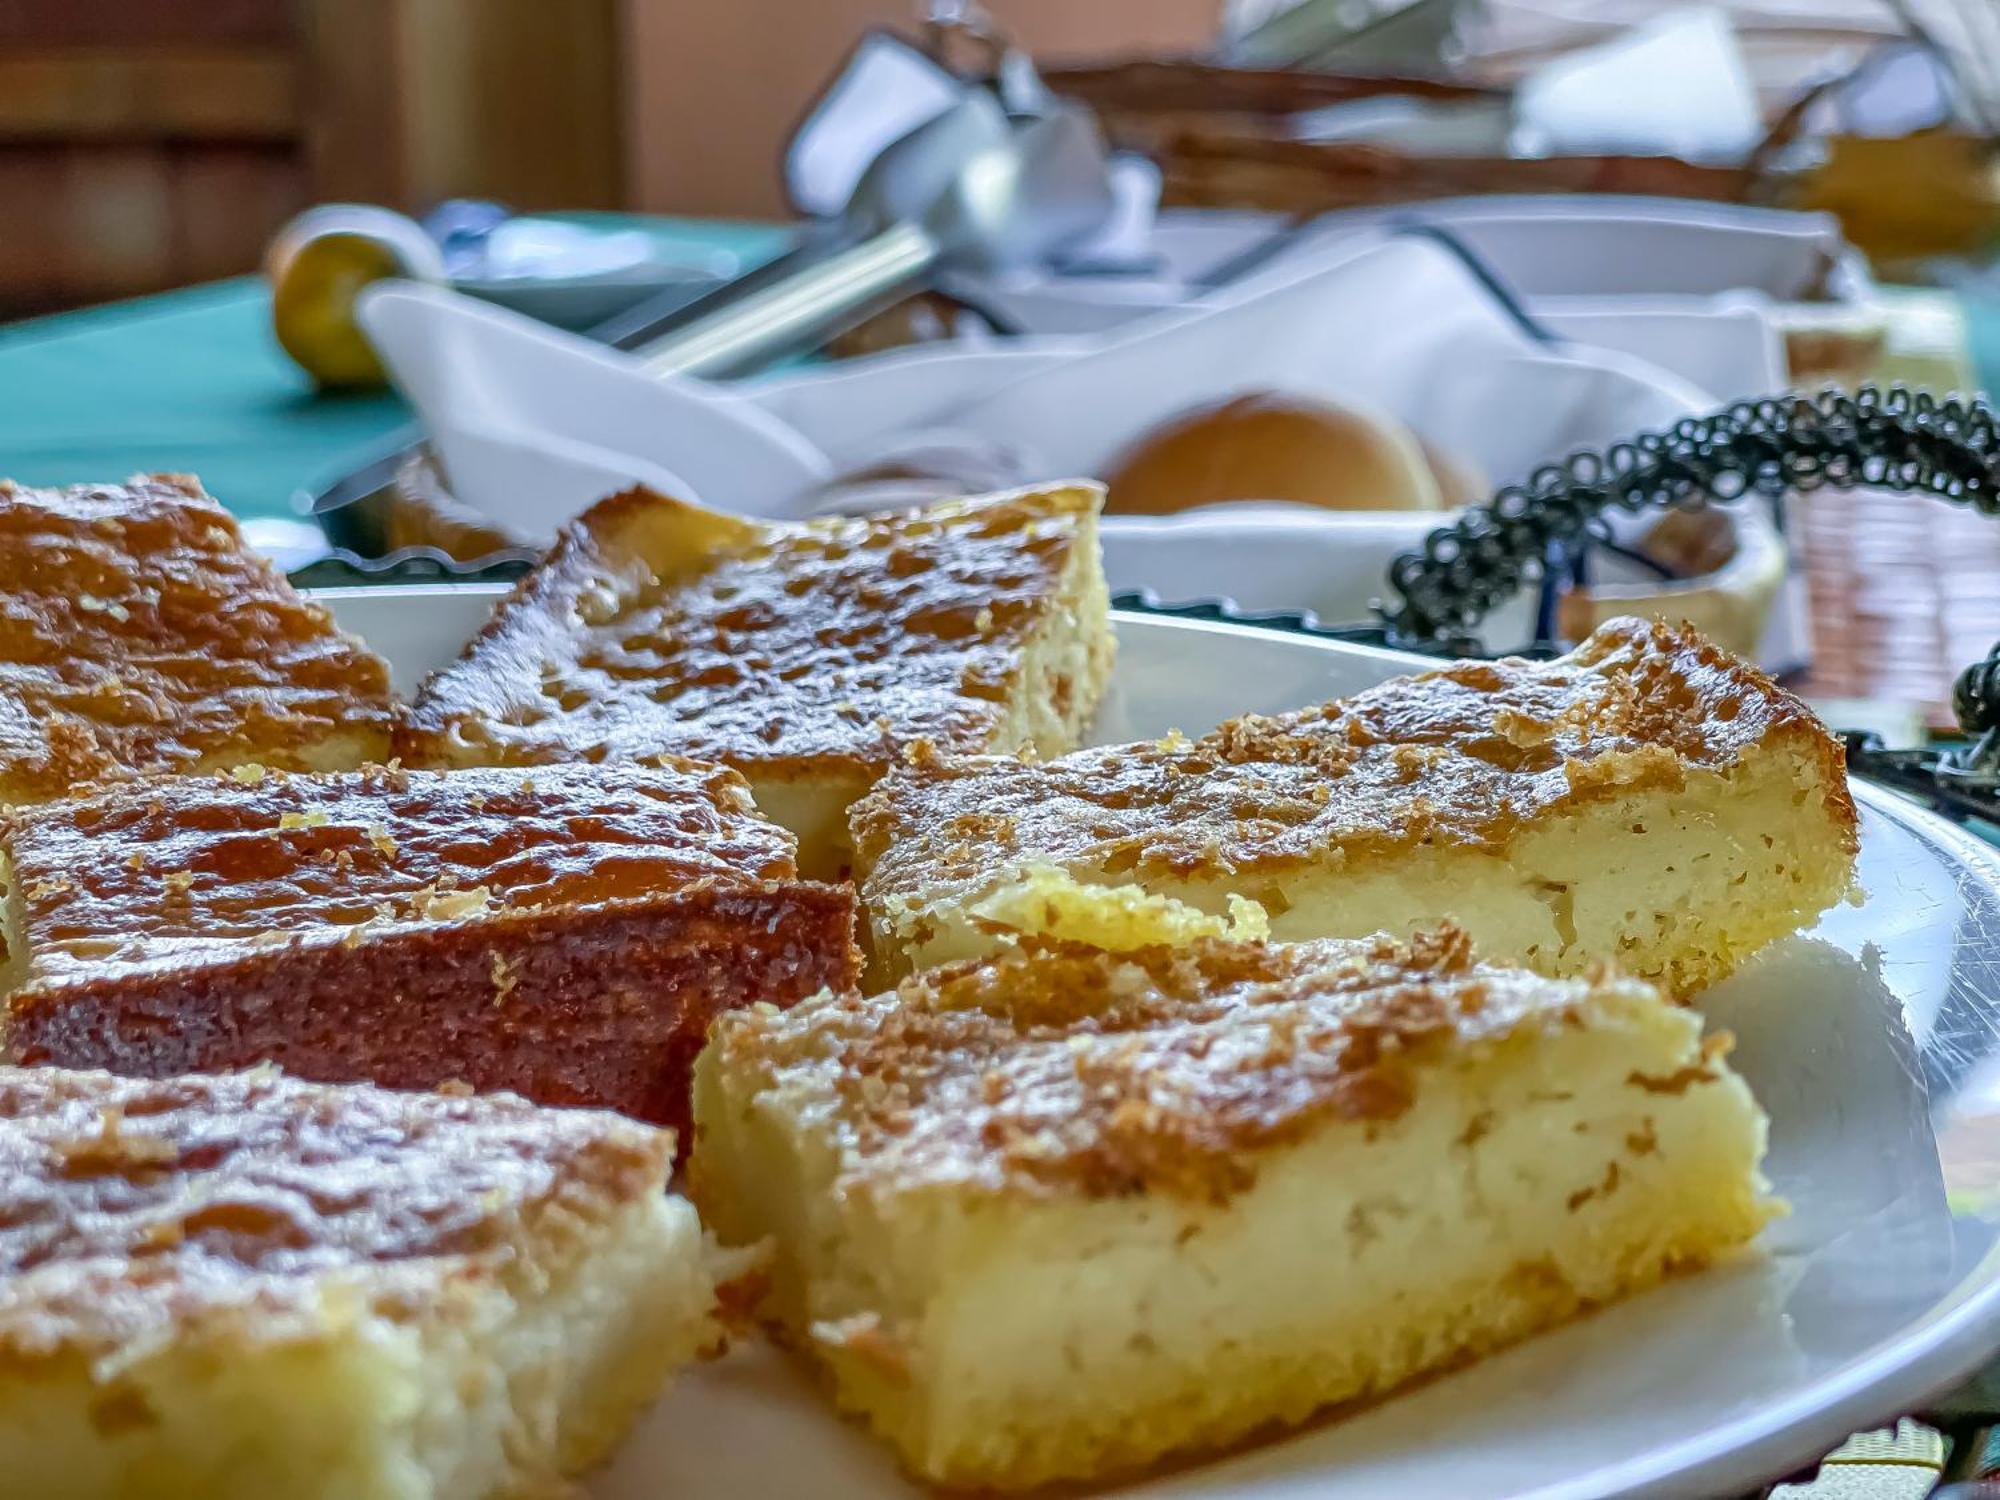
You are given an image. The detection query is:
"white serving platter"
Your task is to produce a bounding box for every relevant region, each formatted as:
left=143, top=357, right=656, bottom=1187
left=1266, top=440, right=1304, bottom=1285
left=322, top=586, right=2000, bottom=1500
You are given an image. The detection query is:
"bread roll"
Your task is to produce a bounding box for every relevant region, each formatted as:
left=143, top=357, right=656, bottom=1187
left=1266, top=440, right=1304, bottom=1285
left=1104, top=392, right=1446, bottom=515
left=1418, top=435, right=1489, bottom=510
left=803, top=434, right=1033, bottom=516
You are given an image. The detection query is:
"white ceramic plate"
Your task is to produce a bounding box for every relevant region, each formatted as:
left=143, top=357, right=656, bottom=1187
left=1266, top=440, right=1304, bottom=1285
left=323, top=587, right=2000, bottom=1500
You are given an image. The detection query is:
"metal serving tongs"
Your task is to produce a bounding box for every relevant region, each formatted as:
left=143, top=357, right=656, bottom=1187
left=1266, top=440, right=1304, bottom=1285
left=635, top=95, right=1111, bottom=379
left=306, top=28, right=1114, bottom=556
left=627, top=9, right=1113, bottom=378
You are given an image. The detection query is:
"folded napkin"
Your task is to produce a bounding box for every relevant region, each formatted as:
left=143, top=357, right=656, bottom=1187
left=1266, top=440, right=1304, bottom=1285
left=361, top=231, right=1778, bottom=655
left=952, top=198, right=1868, bottom=376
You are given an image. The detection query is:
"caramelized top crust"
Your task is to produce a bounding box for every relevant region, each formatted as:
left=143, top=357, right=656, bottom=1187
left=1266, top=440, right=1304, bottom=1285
left=0, top=1065, right=673, bottom=1361
left=703, top=927, right=1672, bottom=1204
left=397, top=483, right=1101, bottom=779
left=854, top=616, right=1857, bottom=902
left=0, top=475, right=395, bottom=802
left=4, top=759, right=797, bottom=987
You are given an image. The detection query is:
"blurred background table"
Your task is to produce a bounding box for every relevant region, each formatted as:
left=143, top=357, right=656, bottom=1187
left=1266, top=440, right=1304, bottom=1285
left=2, top=253, right=1996, bottom=740
left=0, top=215, right=791, bottom=525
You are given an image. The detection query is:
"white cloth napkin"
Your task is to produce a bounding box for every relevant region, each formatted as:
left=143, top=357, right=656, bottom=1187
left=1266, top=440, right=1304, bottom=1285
left=1514, top=6, right=1764, bottom=163
left=782, top=29, right=1159, bottom=270
left=360, top=232, right=1752, bottom=653
left=951, top=198, right=1871, bottom=361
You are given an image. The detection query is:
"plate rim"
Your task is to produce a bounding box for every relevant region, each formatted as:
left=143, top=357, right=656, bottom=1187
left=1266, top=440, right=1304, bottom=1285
left=310, top=585, right=1440, bottom=668
left=1556, top=778, right=2000, bottom=1500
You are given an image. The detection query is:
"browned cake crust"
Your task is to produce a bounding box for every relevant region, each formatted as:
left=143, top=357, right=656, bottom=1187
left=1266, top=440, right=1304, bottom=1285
left=5, top=759, right=798, bottom=984
left=3, top=762, right=859, bottom=1133
left=697, top=926, right=1684, bottom=1207
left=854, top=616, right=1859, bottom=889
left=396, top=483, right=1105, bottom=781
left=0, top=1064, right=675, bottom=1364
left=0, top=475, right=394, bottom=802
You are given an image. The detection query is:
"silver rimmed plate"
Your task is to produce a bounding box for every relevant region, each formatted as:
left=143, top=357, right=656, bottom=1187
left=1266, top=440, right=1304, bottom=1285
left=321, top=587, right=2000, bottom=1500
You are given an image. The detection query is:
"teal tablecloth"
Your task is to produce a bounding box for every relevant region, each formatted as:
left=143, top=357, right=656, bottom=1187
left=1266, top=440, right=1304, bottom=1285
left=0, top=280, right=405, bottom=521
left=0, top=216, right=789, bottom=522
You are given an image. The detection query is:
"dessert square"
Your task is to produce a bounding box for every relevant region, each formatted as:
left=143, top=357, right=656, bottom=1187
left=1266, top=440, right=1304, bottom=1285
left=397, top=483, right=1114, bottom=876
left=0, top=1064, right=724, bottom=1500
left=854, top=617, right=1858, bottom=995
left=0, top=475, right=394, bottom=803
left=1, top=760, right=857, bottom=1133
left=690, top=928, right=1774, bottom=1491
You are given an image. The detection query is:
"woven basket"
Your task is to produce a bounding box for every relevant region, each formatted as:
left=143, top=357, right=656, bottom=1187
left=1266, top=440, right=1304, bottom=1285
left=1041, top=57, right=1791, bottom=212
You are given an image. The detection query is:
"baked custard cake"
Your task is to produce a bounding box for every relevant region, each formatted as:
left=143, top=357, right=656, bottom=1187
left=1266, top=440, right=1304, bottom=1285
left=0, top=474, right=393, bottom=803
left=0, top=1064, right=724, bottom=1500
left=1, top=760, right=857, bottom=1132
left=691, top=928, right=1774, bottom=1490
left=397, top=483, right=1114, bottom=877
left=855, top=616, right=1858, bottom=995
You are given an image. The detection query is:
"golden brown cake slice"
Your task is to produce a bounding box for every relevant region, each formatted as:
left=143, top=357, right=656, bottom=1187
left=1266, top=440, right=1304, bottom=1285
left=0, top=1064, right=725, bottom=1500
left=854, top=617, right=1859, bottom=996
left=0, top=474, right=394, bottom=803
left=1, top=760, right=857, bottom=1133
left=691, top=928, right=1774, bottom=1490
left=397, top=483, right=1114, bottom=876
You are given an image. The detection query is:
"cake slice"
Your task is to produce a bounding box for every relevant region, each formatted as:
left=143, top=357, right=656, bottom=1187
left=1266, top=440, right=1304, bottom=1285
left=1, top=760, right=857, bottom=1133
left=854, top=616, right=1859, bottom=996
left=0, top=474, right=394, bottom=803
left=690, top=927, right=1775, bottom=1490
left=396, top=483, right=1114, bottom=877
left=0, top=1064, right=726, bottom=1500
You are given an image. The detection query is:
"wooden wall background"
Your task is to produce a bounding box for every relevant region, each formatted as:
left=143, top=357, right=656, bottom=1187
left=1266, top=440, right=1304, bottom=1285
left=0, top=0, right=1214, bottom=318
left=0, top=0, right=622, bottom=318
